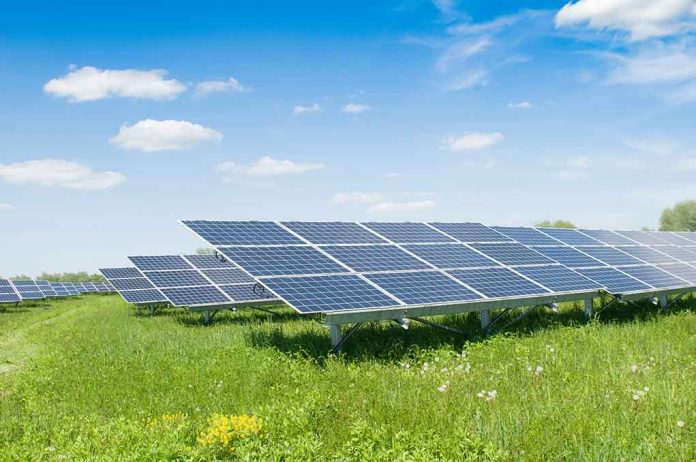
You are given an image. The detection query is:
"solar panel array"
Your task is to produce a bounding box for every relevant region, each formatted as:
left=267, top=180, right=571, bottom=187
left=181, top=221, right=696, bottom=315
left=0, top=276, right=114, bottom=303
left=0, top=279, right=21, bottom=303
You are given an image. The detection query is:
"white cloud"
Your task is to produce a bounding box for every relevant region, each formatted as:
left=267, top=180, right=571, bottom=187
left=0, top=203, right=15, bottom=211
left=0, top=159, right=126, bottom=191
left=368, top=200, right=437, bottom=213
left=43, top=66, right=185, bottom=102
left=447, top=12, right=526, bottom=35
left=195, top=77, right=248, bottom=96
left=508, top=101, right=535, bottom=109
left=342, top=103, right=371, bottom=114
left=440, top=132, right=503, bottom=152
left=446, top=69, right=489, bottom=91
left=294, top=103, right=321, bottom=116
left=110, top=119, right=223, bottom=152
left=555, top=0, right=696, bottom=41
left=606, top=45, right=696, bottom=85
left=625, top=138, right=681, bottom=156
left=431, top=0, right=457, bottom=15
left=436, top=37, right=490, bottom=73
left=215, top=156, right=325, bottom=177
left=331, top=192, right=381, bottom=204
left=385, top=172, right=401, bottom=179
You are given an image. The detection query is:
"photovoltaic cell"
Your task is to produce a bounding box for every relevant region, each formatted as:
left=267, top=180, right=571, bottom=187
left=536, top=228, right=601, bottom=246
left=514, top=266, right=601, bottom=293
left=469, top=243, right=555, bottom=267
left=674, top=232, right=696, bottom=244
left=282, top=221, right=387, bottom=244
left=656, top=264, right=696, bottom=284
left=201, top=268, right=255, bottom=285
left=575, top=267, right=651, bottom=293
left=182, top=220, right=303, bottom=245
left=648, top=232, right=693, bottom=245
left=363, top=222, right=455, bottom=244
left=219, top=283, right=276, bottom=302
left=111, top=278, right=156, bottom=291
left=219, top=246, right=347, bottom=277
left=182, top=254, right=234, bottom=269
left=402, top=243, right=500, bottom=269
left=650, top=245, right=696, bottom=263
left=322, top=245, right=432, bottom=273
left=429, top=222, right=511, bottom=243
left=578, top=229, right=636, bottom=246
left=121, top=289, right=168, bottom=304
left=615, top=230, right=666, bottom=245
left=143, top=270, right=210, bottom=288
left=618, top=246, right=677, bottom=265
left=129, top=255, right=192, bottom=271
left=364, top=271, right=482, bottom=305
left=618, top=265, right=688, bottom=289
left=36, top=280, right=57, bottom=297
left=161, top=286, right=230, bottom=307
left=260, top=274, right=401, bottom=313
left=579, top=246, right=645, bottom=266
left=533, top=246, right=606, bottom=268
left=491, top=226, right=561, bottom=246
left=11, top=280, right=44, bottom=300
left=448, top=267, right=549, bottom=298
left=0, top=279, right=21, bottom=303
left=100, top=267, right=143, bottom=279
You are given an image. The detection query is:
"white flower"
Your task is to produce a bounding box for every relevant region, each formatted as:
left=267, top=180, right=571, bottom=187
left=677, top=420, right=685, bottom=428
left=643, top=386, right=649, bottom=392
left=633, top=394, right=640, bottom=401
left=437, top=380, right=450, bottom=393
left=630, top=364, right=639, bottom=373
left=534, top=366, right=544, bottom=377
left=478, top=389, right=497, bottom=401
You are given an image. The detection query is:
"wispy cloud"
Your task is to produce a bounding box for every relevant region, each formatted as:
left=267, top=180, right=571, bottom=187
left=342, top=103, right=371, bottom=114
left=446, top=69, right=489, bottom=91
left=215, top=156, right=325, bottom=179
left=331, top=192, right=381, bottom=204
left=368, top=200, right=437, bottom=213
left=0, top=159, right=126, bottom=191
left=440, top=132, right=503, bottom=152
left=195, top=77, right=248, bottom=96
left=435, top=37, right=490, bottom=73
left=294, top=103, right=321, bottom=116
left=44, top=66, right=185, bottom=102
left=0, top=203, right=15, bottom=211
left=508, top=101, right=535, bottom=109
left=110, top=119, right=223, bottom=152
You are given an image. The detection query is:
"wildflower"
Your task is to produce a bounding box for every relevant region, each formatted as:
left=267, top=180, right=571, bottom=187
left=198, top=414, right=263, bottom=451
left=630, top=364, right=639, bottom=373
left=632, top=387, right=649, bottom=402
left=477, top=389, right=497, bottom=401
left=534, top=366, right=544, bottom=377
left=437, top=380, right=450, bottom=393
left=677, top=420, right=685, bottom=428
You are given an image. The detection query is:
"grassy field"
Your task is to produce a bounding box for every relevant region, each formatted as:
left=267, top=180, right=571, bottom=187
left=0, top=295, right=694, bottom=461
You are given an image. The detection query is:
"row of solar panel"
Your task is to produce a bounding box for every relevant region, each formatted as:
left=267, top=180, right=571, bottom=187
left=99, top=254, right=277, bottom=307
left=0, top=279, right=115, bottom=303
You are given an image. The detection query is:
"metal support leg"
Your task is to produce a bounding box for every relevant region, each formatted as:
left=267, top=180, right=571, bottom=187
left=330, top=325, right=343, bottom=349
left=409, top=317, right=466, bottom=336
left=659, top=293, right=668, bottom=308
left=584, top=298, right=594, bottom=318
left=203, top=310, right=218, bottom=325
left=666, top=292, right=687, bottom=309
left=330, top=322, right=365, bottom=352
left=480, top=310, right=491, bottom=333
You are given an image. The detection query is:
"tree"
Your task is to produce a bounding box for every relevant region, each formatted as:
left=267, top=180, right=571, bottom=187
left=196, top=247, right=215, bottom=255
left=660, top=200, right=696, bottom=231
left=535, top=219, right=576, bottom=229
left=37, top=272, right=105, bottom=282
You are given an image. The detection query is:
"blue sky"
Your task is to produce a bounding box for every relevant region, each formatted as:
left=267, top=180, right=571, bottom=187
left=1, top=0, right=695, bottom=276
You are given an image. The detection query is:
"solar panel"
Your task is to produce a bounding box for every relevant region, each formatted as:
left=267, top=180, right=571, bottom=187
left=110, top=278, right=155, bottom=291
left=656, top=264, right=696, bottom=284
left=428, top=222, right=511, bottom=243
left=402, top=243, right=500, bottom=269
left=363, top=222, right=455, bottom=244
left=10, top=280, right=45, bottom=300
left=578, top=246, right=645, bottom=266
left=143, top=270, right=210, bottom=288
left=0, top=279, right=21, bottom=303
left=364, top=271, right=483, bottom=304
left=120, top=289, right=168, bottom=304
left=218, top=246, right=347, bottom=277
left=218, top=283, right=277, bottom=302
left=182, top=220, right=303, bottom=245
left=618, top=265, right=689, bottom=289
left=100, top=267, right=143, bottom=279
left=575, top=267, right=651, bottom=293
left=63, top=282, right=81, bottom=296
left=36, top=280, right=58, bottom=297
left=282, top=221, right=387, bottom=244
left=532, top=246, right=606, bottom=268
left=650, top=245, right=696, bottom=263
left=182, top=254, right=234, bottom=269
left=615, top=230, right=666, bottom=245
left=491, top=226, right=561, bottom=246
left=648, top=232, right=693, bottom=245
left=618, top=246, right=677, bottom=265
left=128, top=255, right=192, bottom=271
left=50, top=282, right=70, bottom=297
left=259, top=274, right=401, bottom=313
left=514, top=266, right=601, bottom=293
left=322, top=245, right=432, bottom=273
left=448, top=267, right=549, bottom=298
left=469, top=243, right=555, bottom=267
left=674, top=232, right=696, bottom=244
left=160, top=286, right=230, bottom=307
left=578, top=229, right=636, bottom=246
left=198, top=268, right=253, bottom=285
left=536, top=228, right=601, bottom=246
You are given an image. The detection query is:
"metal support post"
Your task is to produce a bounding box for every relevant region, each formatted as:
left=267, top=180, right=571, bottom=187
left=583, top=298, right=594, bottom=318
left=480, top=310, right=491, bottom=333
left=409, top=317, right=466, bottom=336
left=659, top=293, right=668, bottom=308
left=330, top=325, right=343, bottom=349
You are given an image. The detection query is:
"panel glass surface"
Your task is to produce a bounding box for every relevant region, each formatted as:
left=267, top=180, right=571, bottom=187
left=201, top=268, right=255, bottom=285
left=447, top=267, right=549, bottom=298
left=491, top=226, right=561, bottom=245
left=577, top=229, right=636, bottom=246
left=283, top=221, right=387, bottom=244
left=514, top=266, right=601, bottom=293
left=219, top=246, right=347, bottom=277
left=650, top=245, right=696, bottom=263
left=143, top=270, right=210, bottom=288
left=322, top=245, right=432, bottom=273
left=363, top=222, right=455, bottom=243
left=111, top=278, right=155, bottom=291
left=0, top=293, right=21, bottom=303
left=182, top=254, right=233, bottom=269
left=469, top=243, right=555, bottom=266
left=100, top=267, right=143, bottom=279
left=674, top=232, right=696, bottom=244
left=656, top=264, right=696, bottom=284
left=161, top=286, right=230, bottom=307
left=648, top=232, right=693, bottom=245
left=533, top=246, right=606, bottom=268
left=536, top=228, right=601, bottom=245
left=402, top=243, right=499, bottom=269
left=578, top=246, right=645, bottom=266
left=618, top=246, right=677, bottom=264
left=183, top=220, right=303, bottom=245
left=575, top=267, right=651, bottom=293
left=129, top=255, right=192, bottom=271
left=429, top=223, right=511, bottom=243
left=219, top=283, right=277, bottom=302
left=365, top=271, right=482, bottom=305
left=619, top=265, right=689, bottom=289
left=121, top=289, right=168, bottom=304
left=615, top=230, right=666, bottom=245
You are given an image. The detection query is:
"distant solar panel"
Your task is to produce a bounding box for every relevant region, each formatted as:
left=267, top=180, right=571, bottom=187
left=514, top=266, right=601, bottom=293
left=36, top=280, right=58, bottom=297
left=63, top=282, right=81, bottom=296
left=656, top=263, right=696, bottom=284
left=579, top=246, right=645, bottom=266
left=259, top=274, right=401, bottom=313
left=200, top=268, right=255, bottom=285
left=322, top=245, right=432, bottom=273
left=182, top=220, right=303, bottom=246
left=143, top=270, right=210, bottom=288
left=10, top=280, right=45, bottom=300
left=615, top=230, right=666, bottom=245
left=363, top=222, right=455, bottom=244
left=533, top=246, right=606, bottom=268
left=182, top=254, right=234, bottom=269
left=121, top=288, right=169, bottom=304
left=429, top=222, right=511, bottom=243
left=650, top=245, right=696, bottom=263
left=283, top=221, right=387, bottom=245
left=402, top=243, right=500, bottom=269
left=578, top=229, right=636, bottom=246
left=365, top=271, right=483, bottom=305
left=618, top=246, right=677, bottom=265
left=448, top=267, right=549, bottom=298
left=101, top=267, right=143, bottom=279
left=218, top=246, right=346, bottom=277
left=674, top=232, right=696, bottom=244
left=536, top=228, right=601, bottom=246
left=128, top=255, right=192, bottom=271
left=648, top=232, right=693, bottom=245
left=575, top=267, right=651, bottom=294
left=50, top=282, right=70, bottom=297
left=469, top=243, right=554, bottom=267
left=492, top=226, right=561, bottom=246
left=0, top=279, right=21, bottom=303
left=160, top=286, right=230, bottom=307
left=619, top=265, right=688, bottom=289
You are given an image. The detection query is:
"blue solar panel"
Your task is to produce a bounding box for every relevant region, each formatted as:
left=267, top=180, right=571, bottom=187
left=182, top=254, right=233, bottom=269
left=575, top=267, right=651, bottom=294
left=615, top=230, right=665, bottom=245
left=363, top=222, right=455, bottom=243
left=533, top=246, right=606, bottom=268
left=322, top=245, right=432, bottom=273
left=448, top=267, right=549, bottom=298
left=429, top=222, right=511, bottom=243
left=536, top=228, right=601, bottom=245
left=201, top=268, right=255, bottom=285
left=650, top=245, right=696, bottom=263
left=12, top=281, right=44, bottom=300
left=491, top=226, right=561, bottom=246
left=648, top=232, right=693, bottom=245
left=161, top=286, right=230, bottom=307
left=111, top=278, right=155, bottom=291
left=618, top=246, right=677, bottom=265
left=36, top=280, right=57, bottom=297
left=618, top=265, right=688, bottom=289
left=129, top=255, right=192, bottom=271
left=577, top=229, right=635, bottom=246
left=121, top=289, right=168, bottom=304
left=260, top=274, right=401, bottom=313
left=579, top=246, right=645, bottom=266
left=0, top=279, right=21, bottom=303
left=64, top=283, right=81, bottom=296
left=50, top=283, right=70, bottom=297
left=219, top=283, right=276, bottom=302
left=283, top=221, right=387, bottom=244
left=218, top=246, right=347, bottom=277
left=514, top=266, right=601, bottom=293
left=365, top=271, right=483, bottom=304
left=469, top=243, right=554, bottom=266
left=100, top=267, right=143, bottom=279
left=183, top=220, right=303, bottom=245
left=674, top=232, right=696, bottom=244
left=143, top=270, right=210, bottom=288
left=402, top=243, right=500, bottom=269
left=656, top=264, right=696, bottom=284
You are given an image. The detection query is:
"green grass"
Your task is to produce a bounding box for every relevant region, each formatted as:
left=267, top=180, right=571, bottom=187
left=0, top=295, right=694, bottom=461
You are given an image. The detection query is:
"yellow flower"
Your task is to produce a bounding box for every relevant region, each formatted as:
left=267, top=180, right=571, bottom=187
left=197, top=414, right=263, bottom=451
